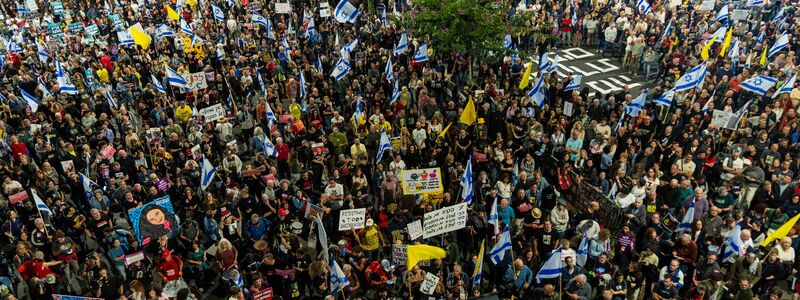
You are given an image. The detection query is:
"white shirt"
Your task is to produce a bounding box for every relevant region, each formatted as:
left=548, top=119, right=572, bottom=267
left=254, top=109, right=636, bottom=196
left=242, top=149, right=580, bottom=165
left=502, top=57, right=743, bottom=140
left=389, top=160, right=406, bottom=173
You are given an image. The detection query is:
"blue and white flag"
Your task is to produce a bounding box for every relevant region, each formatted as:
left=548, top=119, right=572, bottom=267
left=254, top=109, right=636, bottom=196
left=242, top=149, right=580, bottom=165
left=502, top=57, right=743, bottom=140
left=385, top=56, right=394, bottom=83
left=316, top=55, right=324, bottom=73
left=151, top=74, right=167, bottom=94
left=774, top=73, right=797, bottom=98
left=334, top=0, right=360, bottom=23
left=212, top=2, right=225, bottom=21
left=768, top=31, right=789, bottom=57
left=677, top=201, right=695, bottom=232
left=565, top=74, right=582, bottom=91
left=340, top=38, right=359, bottom=61
left=5, top=40, right=22, bottom=54
left=79, top=173, right=97, bottom=198
left=488, top=197, right=499, bottom=235
left=716, top=5, right=729, bottom=22
left=20, top=89, right=40, bottom=112
left=637, top=0, right=651, bottom=15
left=394, top=32, right=408, bottom=55
left=413, top=42, right=429, bottom=62
left=299, top=71, right=307, bottom=99
left=460, top=157, right=474, bottom=204
left=536, top=247, right=563, bottom=282
left=354, top=97, right=364, bottom=125
left=728, top=39, right=740, bottom=60
left=191, top=34, right=204, bottom=46
left=252, top=13, right=269, bottom=28
left=702, top=91, right=715, bottom=113
left=390, top=79, right=400, bottom=105
left=576, top=236, right=589, bottom=267
left=155, top=24, right=176, bottom=40
left=180, top=18, right=194, bottom=36
left=626, top=89, right=646, bottom=117
left=257, top=71, right=268, bottom=97
left=740, top=75, right=777, bottom=95
left=711, top=26, right=727, bottom=43
left=329, top=257, right=350, bottom=293
left=262, top=134, right=279, bottom=157
left=746, top=0, right=763, bottom=7
left=376, top=129, right=392, bottom=162
left=546, top=53, right=558, bottom=74
left=528, top=75, right=546, bottom=107
left=105, top=87, right=117, bottom=109
left=282, top=36, right=292, bottom=61
left=723, top=222, right=743, bottom=262
left=757, top=31, right=765, bottom=44
left=380, top=8, right=387, bottom=27
left=200, top=155, right=216, bottom=191
left=37, top=77, right=52, bottom=99
left=673, top=62, right=708, bottom=92
left=654, top=89, right=674, bottom=107
left=32, top=191, right=52, bottom=216
left=331, top=59, right=351, bottom=81
left=305, top=17, right=316, bottom=38
left=36, top=41, right=49, bottom=63
left=165, top=66, right=188, bottom=87
left=315, top=216, right=328, bottom=261
left=490, top=226, right=512, bottom=264
left=537, top=52, right=551, bottom=72
left=660, top=20, right=672, bottom=42
left=504, top=34, right=513, bottom=49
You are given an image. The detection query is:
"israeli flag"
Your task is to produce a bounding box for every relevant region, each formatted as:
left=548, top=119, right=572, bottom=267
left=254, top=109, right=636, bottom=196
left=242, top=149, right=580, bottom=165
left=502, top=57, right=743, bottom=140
left=105, top=88, right=117, bottom=109
left=626, top=89, right=646, bottom=117
left=298, top=72, right=307, bottom=99
left=660, top=20, right=672, bottom=42
left=460, top=157, right=474, bottom=204
left=20, top=88, right=40, bottom=112
left=654, top=89, right=674, bottom=107
left=757, top=31, right=765, bottom=45
left=191, top=34, right=204, bottom=46
left=746, top=0, right=763, bottom=7
left=774, top=73, right=796, bottom=98
left=677, top=201, right=695, bottom=232
left=723, top=222, right=743, bottom=262
left=702, top=91, right=715, bottom=113
left=317, top=55, right=324, bottom=73
left=216, top=45, right=225, bottom=61
left=673, top=62, right=708, bottom=92
left=376, top=129, right=392, bottom=161
left=212, top=2, right=225, bottom=22
left=252, top=13, right=269, bottom=28
left=380, top=8, right=387, bottom=27
left=354, top=97, right=364, bottom=126
left=711, top=26, right=727, bottom=43
left=151, top=75, right=167, bottom=94
left=716, top=5, right=729, bottom=22
left=768, top=31, right=789, bottom=57
left=79, top=172, right=97, bottom=197
left=637, top=0, right=651, bottom=15
left=5, top=40, right=22, bottom=54
left=334, top=0, right=360, bottom=23
left=546, top=53, right=558, bottom=73
left=340, top=38, right=359, bottom=61
left=262, top=134, right=279, bottom=157
left=118, top=30, right=134, bottom=46
left=329, top=257, right=351, bottom=293
left=282, top=36, right=292, bottom=61
left=36, top=41, right=49, bottom=63
left=536, top=247, right=563, bottom=282
left=331, top=59, right=351, bottom=81
left=37, top=77, right=52, bottom=99
left=265, top=100, right=277, bottom=126
left=564, top=74, right=582, bottom=91
left=537, top=52, right=551, bottom=72
left=488, top=197, right=499, bottom=234
left=305, top=17, right=316, bottom=38
left=257, top=71, right=268, bottom=97
left=200, top=155, right=216, bottom=191
left=740, top=75, right=777, bottom=96
left=576, top=236, right=589, bottom=267
left=394, top=32, right=408, bottom=55
left=155, top=24, right=176, bottom=40
left=728, top=39, right=740, bottom=60
left=385, top=56, right=394, bottom=83
left=504, top=34, right=512, bottom=49
left=54, top=61, right=79, bottom=95
left=390, top=79, right=400, bottom=105
left=528, top=75, right=546, bottom=107
left=180, top=18, right=194, bottom=36
left=165, top=66, right=188, bottom=87
left=490, top=226, right=512, bottom=264
left=32, top=191, right=52, bottom=216
left=413, top=42, right=429, bottom=62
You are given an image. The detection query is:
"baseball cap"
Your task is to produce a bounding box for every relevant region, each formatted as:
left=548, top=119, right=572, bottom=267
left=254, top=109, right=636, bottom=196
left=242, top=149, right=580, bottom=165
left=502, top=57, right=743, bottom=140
left=365, top=218, right=374, bottom=227
left=278, top=208, right=288, bottom=217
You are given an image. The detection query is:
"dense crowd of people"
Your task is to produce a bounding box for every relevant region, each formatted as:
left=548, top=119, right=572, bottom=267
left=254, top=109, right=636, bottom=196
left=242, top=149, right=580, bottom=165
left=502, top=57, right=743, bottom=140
left=0, top=0, right=799, bottom=299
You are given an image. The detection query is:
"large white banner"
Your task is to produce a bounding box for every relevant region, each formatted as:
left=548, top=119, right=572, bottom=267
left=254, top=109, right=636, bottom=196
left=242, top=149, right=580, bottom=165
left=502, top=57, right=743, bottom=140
left=338, top=208, right=366, bottom=231
left=423, top=202, right=468, bottom=238
left=400, top=168, right=444, bottom=195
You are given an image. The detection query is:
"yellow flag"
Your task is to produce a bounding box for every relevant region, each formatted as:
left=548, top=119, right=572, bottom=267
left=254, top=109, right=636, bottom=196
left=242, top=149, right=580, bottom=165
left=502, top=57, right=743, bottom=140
left=129, top=23, right=152, bottom=50
left=186, top=0, right=197, bottom=7
left=166, top=4, right=180, bottom=21
left=719, top=27, right=733, bottom=57
left=518, top=61, right=534, bottom=89
left=407, top=245, right=447, bottom=269
left=760, top=46, right=768, bottom=66
left=701, top=32, right=719, bottom=60
left=471, top=240, right=485, bottom=281
left=439, top=122, right=452, bottom=138
left=459, top=96, right=477, bottom=125
left=761, top=213, right=800, bottom=247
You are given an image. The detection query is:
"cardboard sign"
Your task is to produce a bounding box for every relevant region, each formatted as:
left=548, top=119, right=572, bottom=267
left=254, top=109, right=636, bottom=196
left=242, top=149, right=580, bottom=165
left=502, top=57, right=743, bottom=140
left=731, top=9, right=749, bottom=21
left=319, top=2, right=331, bottom=17
left=51, top=1, right=65, bottom=15
left=563, top=101, right=574, bottom=116
left=253, top=288, right=273, bottom=300
left=392, top=244, right=407, bottom=265
left=185, top=72, right=208, bottom=91
left=423, top=202, right=468, bottom=238
left=711, top=109, right=734, bottom=128
left=275, top=2, right=291, bottom=13
left=102, top=145, right=116, bottom=159
left=420, top=272, right=440, bottom=295
left=338, top=208, right=366, bottom=230
left=199, top=103, right=226, bottom=122
left=61, top=160, right=75, bottom=173
left=400, top=168, right=444, bottom=195
left=85, top=24, right=99, bottom=36
left=9, top=191, right=28, bottom=204
left=68, top=22, right=84, bottom=34
left=698, top=0, right=714, bottom=11
left=407, top=220, right=423, bottom=240
left=124, top=251, right=145, bottom=266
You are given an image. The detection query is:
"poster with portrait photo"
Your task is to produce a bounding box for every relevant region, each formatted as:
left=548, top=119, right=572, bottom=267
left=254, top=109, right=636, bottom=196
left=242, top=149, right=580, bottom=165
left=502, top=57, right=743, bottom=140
left=127, top=196, right=180, bottom=245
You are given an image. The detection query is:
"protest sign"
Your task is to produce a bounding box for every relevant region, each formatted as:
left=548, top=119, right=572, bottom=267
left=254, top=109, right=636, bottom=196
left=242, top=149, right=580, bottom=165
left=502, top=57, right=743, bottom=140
left=420, top=272, right=440, bottom=295
left=102, top=145, right=116, bottom=159
left=68, top=22, right=84, bottom=34
left=711, top=109, right=734, bottom=129
left=52, top=2, right=65, bottom=15
left=407, top=220, right=423, bottom=240
left=400, top=168, right=444, bottom=195
left=253, top=288, right=273, bottom=300
left=85, top=24, right=99, bottom=36
left=392, top=244, right=407, bottom=265
left=275, top=2, right=291, bottom=13
left=423, top=202, right=468, bottom=238
left=128, top=196, right=180, bottom=245
left=185, top=72, right=208, bottom=91
left=9, top=191, right=28, bottom=204
left=338, top=208, right=366, bottom=230
left=698, top=0, right=714, bottom=11
left=319, top=2, right=331, bottom=17
left=731, top=9, right=749, bottom=21
left=109, top=14, right=124, bottom=30
left=199, top=103, right=225, bottom=122
left=124, top=251, right=145, bottom=266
